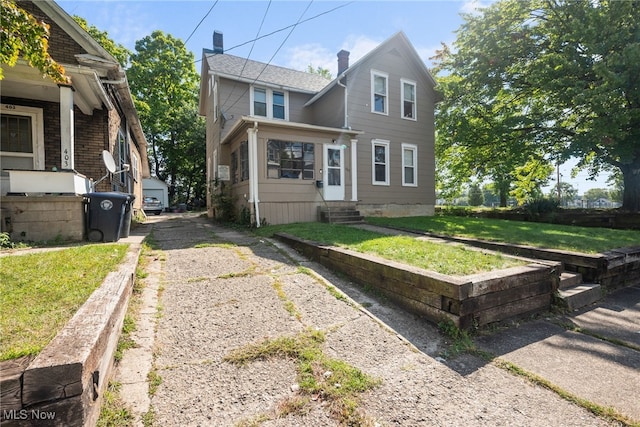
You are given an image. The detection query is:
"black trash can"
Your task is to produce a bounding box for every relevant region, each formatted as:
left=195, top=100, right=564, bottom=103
left=84, top=192, right=131, bottom=242
left=120, top=194, right=135, bottom=238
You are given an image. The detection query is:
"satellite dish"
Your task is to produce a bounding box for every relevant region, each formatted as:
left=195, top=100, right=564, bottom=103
left=102, top=150, right=116, bottom=173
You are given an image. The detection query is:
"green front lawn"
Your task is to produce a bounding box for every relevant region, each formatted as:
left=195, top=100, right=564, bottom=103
left=254, top=222, right=525, bottom=276
left=0, top=244, right=128, bottom=361
left=366, top=215, right=640, bottom=254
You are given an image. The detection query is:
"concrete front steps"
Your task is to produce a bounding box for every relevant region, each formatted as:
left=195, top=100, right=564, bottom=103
left=319, top=207, right=364, bottom=224
left=557, top=271, right=602, bottom=311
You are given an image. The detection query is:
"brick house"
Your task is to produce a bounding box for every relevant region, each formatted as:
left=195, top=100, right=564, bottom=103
left=1, top=0, right=149, bottom=241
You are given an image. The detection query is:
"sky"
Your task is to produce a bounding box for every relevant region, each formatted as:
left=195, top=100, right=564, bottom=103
left=56, top=0, right=611, bottom=194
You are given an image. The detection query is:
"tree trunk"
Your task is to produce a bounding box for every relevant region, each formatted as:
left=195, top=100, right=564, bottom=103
left=620, top=162, right=640, bottom=212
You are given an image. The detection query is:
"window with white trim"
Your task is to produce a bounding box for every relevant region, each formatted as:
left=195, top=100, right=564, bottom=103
left=0, top=104, right=44, bottom=172
left=371, top=139, right=390, bottom=185
left=401, top=79, right=416, bottom=120
left=371, top=70, right=388, bottom=114
left=251, top=86, right=288, bottom=120
left=131, top=152, right=139, bottom=182
left=401, top=143, right=417, bottom=186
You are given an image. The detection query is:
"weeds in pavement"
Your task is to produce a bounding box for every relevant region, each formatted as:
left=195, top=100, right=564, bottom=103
left=225, top=328, right=380, bottom=425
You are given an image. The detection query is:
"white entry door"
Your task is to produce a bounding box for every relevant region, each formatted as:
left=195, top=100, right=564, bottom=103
left=323, top=144, right=344, bottom=200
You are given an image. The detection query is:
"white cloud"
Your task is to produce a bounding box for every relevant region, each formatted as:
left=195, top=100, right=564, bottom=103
left=284, top=35, right=382, bottom=77
left=285, top=43, right=336, bottom=75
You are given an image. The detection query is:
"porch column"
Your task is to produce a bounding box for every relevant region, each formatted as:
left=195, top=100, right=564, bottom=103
left=350, top=139, right=358, bottom=201
left=247, top=124, right=261, bottom=227
left=59, top=84, right=75, bottom=170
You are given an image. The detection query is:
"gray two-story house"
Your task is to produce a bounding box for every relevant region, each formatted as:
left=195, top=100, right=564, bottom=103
left=198, top=31, right=438, bottom=225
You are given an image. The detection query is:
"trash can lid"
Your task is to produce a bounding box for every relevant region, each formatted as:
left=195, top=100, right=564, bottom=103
left=83, top=192, right=132, bottom=200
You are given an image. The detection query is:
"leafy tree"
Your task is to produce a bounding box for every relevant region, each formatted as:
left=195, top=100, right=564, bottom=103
left=127, top=31, right=205, bottom=205
left=72, top=16, right=130, bottom=66
left=547, top=182, right=578, bottom=207
left=433, top=0, right=640, bottom=212
left=467, top=182, right=484, bottom=206
left=307, top=64, right=332, bottom=79
left=607, top=171, right=623, bottom=203
left=0, top=0, right=68, bottom=82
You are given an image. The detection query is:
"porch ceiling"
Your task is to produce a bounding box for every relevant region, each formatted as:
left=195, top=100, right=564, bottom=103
left=1, top=61, right=109, bottom=115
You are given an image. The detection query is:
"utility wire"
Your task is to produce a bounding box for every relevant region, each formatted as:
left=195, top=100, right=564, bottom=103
left=221, top=0, right=272, bottom=108
left=226, top=1, right=351, bottom=53
left=197, top=1, right=352, bottom=65
left=222, top=0, right=314, bottom=113
left=185, top=0, right=219, bottom=44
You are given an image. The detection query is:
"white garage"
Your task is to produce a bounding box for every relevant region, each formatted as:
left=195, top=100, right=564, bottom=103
left=143, top=178, right=169, bottom=209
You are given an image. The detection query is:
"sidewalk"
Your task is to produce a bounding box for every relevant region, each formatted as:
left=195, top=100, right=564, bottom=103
left=115, top=214, right=638, bottom=426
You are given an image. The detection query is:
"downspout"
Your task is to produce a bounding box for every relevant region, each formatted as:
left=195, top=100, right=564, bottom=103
left=247, top=121, right=261, bottom=227
left=336, top=76, right=349, bottom=129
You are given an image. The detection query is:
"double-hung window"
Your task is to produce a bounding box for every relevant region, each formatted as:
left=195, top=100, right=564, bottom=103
left=251, top=87, right=288, bottom=120
left=401, top=143, right=417, bottom=186
left=0, top=104, right=44, bottom=172
left=371, top=70, right=388, bottom=115
left=401, top=79, right=416, bottom=120
left=371, top=139, right=390, bottom=185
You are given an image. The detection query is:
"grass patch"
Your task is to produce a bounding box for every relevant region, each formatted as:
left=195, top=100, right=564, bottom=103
left=96, top=382, right=134, bottom=427
left=254, top=222, right=523, bottom=275
left=147, top=369, right=162, bottom=396
left=367, top=215, right=640, bottom=254
left=225, top=328, right=380, bottom=425
left=0, top=244, right=128, bottom=360
left=194, top=241, right=237, bottom=249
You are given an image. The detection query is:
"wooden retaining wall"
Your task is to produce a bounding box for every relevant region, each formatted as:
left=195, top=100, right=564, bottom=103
left=0, top=244, right=140, bottom=427
left=276, top=233, right=560, bottom=329
left=404, top=231, right=640, bottom=292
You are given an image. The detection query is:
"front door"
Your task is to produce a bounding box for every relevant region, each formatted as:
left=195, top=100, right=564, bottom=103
left=323, top=144, right=344, bottom=200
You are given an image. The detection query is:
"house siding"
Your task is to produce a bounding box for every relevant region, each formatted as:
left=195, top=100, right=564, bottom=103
left=338, top=42, right=436, bottom=207
left=201, top=32, right=437, bottom=224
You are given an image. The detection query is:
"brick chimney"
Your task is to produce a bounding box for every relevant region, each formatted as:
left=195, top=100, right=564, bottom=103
left=337, top=49, right=350, bottom=75
left=213, top=31, right=223, bottom=54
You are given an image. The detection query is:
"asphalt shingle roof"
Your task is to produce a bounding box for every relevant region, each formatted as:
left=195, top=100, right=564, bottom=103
left=203, top=50, right=331, bottom=93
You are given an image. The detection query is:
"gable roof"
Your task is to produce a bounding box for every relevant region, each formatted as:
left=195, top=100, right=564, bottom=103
left=202, top=49, right=330, bottom=93
left=305, top=31, right=437, bottom=107
left=35, top=0, right=149, bottom=176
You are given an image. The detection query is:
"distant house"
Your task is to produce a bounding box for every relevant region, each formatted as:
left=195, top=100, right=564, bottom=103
left=1, top=0, right=149, bottom=241
left=198, top=31, right=438, bottom=225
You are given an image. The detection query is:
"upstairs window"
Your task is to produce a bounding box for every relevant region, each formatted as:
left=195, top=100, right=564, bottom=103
left=267, top=140, right=314, bottom=180
left=401, top=79, right=416, bottom=120
left=371, top=70, right=388, bottom=115
left=253, top=88, right=267, bottom=117
left=251, top=87, right=288, bottom=120
left=273, top=91, right=285, bottom=119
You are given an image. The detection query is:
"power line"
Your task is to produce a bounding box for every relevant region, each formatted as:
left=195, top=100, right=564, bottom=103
left=221, top=0, right=273, bottom=108
left=226, top=2, right=352, bottom=53
left=196, top=1, right=353, bottom=65
left=222, top=0, right=314, bottom=113
left=185, top=1, right=219, bottom=44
